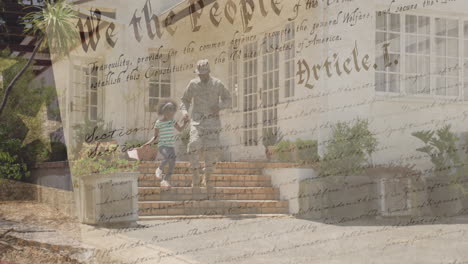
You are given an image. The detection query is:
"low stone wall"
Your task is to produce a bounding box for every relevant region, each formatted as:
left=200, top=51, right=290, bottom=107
left=37, top=183, right=76, bottom=217
left=0, top=179, right=37, bottom=201
left=425, top=177, right=468, bottom=217
left=297, top=176, right=380, bottom=220
left=1, top=161, right=76, bottom=218
left=0, top=179, right=76, bottom=217
left=265, top=166, right=463, bottom=220
left=296, top=173, right=468, bottom=220
left=263, top=168, right=317, bottom=214
left=30, top=161, right=72, bottom=191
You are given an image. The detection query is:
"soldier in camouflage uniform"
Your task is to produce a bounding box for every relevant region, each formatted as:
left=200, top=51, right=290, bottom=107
left=180, top=59, right=232, bottom=190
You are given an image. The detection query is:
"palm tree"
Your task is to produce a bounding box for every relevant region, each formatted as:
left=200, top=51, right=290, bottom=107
left=0, top=0, right=78, bottom=116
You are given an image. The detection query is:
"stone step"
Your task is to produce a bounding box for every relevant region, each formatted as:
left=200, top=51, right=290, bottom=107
left=138, top=200, right=289, bottom=216
left=138, top=187, right=280, bottom=201
left=138, top=174, right=272, bottom=187
left=138, top=167, right=264, bottom=175
left=139, top=214, right=291, bottom=220
left=137, top=161, right=298, bottom=169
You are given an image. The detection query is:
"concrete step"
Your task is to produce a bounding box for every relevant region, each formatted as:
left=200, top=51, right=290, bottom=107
left=138, top=214, right=291, bottom=220
left=138, top=174, right=272, bottom=187
left=138, top=187, right=280, bottom=201
left=138, top=166, right=264, bottom=175
left=137, top=161, right=299, bottom=169
left=135, top=161, right=292, bottom=217
left=138, top=200, right=289, bottom=216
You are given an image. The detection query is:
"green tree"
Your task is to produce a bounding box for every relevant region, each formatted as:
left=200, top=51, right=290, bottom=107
left=0, top=51, right=56, bottom=177
left=0, top=0, right=78, bottom=116
left=0, top=49, right=55, bottom=130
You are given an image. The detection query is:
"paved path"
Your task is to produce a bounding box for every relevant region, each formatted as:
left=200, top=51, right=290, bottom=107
left=80, top=215, right=468, bottom=264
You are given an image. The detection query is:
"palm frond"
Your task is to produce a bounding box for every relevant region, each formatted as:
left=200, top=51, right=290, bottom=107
left=22, top=0, right=79, bottom=57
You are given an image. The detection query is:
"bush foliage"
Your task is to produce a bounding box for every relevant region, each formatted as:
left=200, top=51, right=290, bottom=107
left=273, top=139, right=319, bottom=163
left=318, top=119, right=378, bottom=177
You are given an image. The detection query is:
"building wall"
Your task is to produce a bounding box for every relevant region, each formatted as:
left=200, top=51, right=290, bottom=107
left=50, top=0, right=468, bottom=171
left=369, top=1, right=468, bottom=170
left=52, top=0, right=323, bottom=161
left=162, top=0, right=322, bottom=161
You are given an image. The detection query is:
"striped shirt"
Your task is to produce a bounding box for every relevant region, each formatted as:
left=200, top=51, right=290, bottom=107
left=155, top=120, right=176, bottom=147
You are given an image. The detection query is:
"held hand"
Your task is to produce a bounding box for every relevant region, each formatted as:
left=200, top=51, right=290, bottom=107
left=181, top=115, right=190, bottom=125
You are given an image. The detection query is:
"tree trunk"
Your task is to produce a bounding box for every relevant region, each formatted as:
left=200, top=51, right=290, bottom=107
left=0, top=35, right=44, bottom=117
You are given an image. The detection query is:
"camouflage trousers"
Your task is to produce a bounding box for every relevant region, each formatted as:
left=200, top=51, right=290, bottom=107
left=187, top=124, right=222, bottom=187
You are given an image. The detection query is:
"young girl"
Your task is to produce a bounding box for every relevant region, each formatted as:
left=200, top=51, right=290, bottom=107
left=144, top=99, right=189, bottom=188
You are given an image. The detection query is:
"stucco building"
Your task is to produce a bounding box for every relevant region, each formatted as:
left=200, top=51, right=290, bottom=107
left=50, top=0, right=468, bottom=171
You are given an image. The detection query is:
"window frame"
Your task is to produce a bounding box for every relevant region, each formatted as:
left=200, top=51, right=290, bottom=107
left=70, top=60, right=103, bottom=124
left=85, top=66, right=99, bottom=122
left=147, top=50, right=173, bottom=113
left=242, top=41, right=259, bottom=147
left=261, top=33, right=280, bottom=139
left=375, top=11, right=467, bottom=101
left=464, top=21, right=468, bottom=100
left=284, top=22, right=296, bottom=98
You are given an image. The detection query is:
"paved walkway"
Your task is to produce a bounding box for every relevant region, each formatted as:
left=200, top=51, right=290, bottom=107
left=2, top=201, right=468, bottom=263
left=80, top=215, right=468, bottom=264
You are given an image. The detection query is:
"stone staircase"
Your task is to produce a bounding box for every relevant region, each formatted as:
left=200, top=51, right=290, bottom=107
left=137, top=162, right=292, bottom=217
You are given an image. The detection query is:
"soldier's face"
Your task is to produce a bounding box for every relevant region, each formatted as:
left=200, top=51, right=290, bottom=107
left=198, top=73, right=210, bottom=83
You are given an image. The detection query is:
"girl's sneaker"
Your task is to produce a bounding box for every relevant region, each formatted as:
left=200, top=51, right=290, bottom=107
left=155, top=168, right=163, bottom=180
left=160, top=180, right=171, bottom=188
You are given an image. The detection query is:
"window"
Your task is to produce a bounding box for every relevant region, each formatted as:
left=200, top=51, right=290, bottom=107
left=149, top=54, right=171, bottom=112
left=434, top=18, right=459, bottom=96
left=284, top=22, right=296, bottom=98
left=85, top=67, right=99, bottom=122
left=262, top=33, right=280, bottom=138
left=375, top=12, right=465, bottom=98
left=228, top=44, right=240, bottom=109
left=72, top=65, right=99, bottom=122
left=464, top=21, right=468, bottom=100
left=405, top=15, right=430, bottom=95
left=375, top=13, right=401, bottom=93
left=243, top=41, right=258, bottom=146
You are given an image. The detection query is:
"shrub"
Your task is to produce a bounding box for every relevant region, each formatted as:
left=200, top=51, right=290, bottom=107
left=71, top=142, right=139, bottom=178
left=273, top=139, right=319, bottom=163
left=319, top=119, right=378, bottom=177
left=122, top=140, right=146, bottom=152
left=21, top=140, right=51, bottom=166
left=412, top=125, right=462, bottom=179
left=295, top=139, right=319, bottom=163
left=48, top=142, right=68, bottom=161
left=71, top=118, right=114, bottom=158
left=0, top=128, right=29, bottom=180
left=274, top=140, right=294, bottom=162
left=262, top=130, right=284, bottom=148
left=0, top=152, right=29, bottom=181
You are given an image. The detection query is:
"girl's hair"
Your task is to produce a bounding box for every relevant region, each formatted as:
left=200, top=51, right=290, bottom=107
left=157, top=99, right=178, bottom=115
